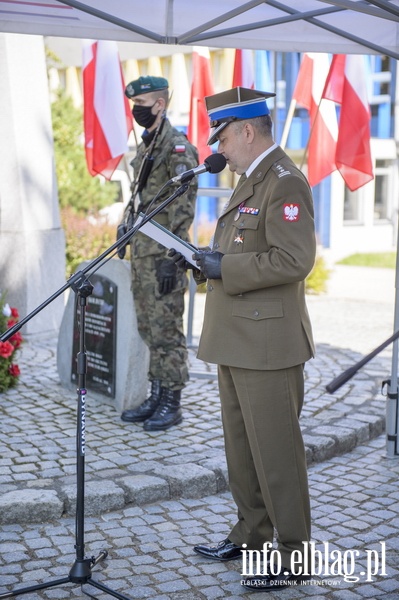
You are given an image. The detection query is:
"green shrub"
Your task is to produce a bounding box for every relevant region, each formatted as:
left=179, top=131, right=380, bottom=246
left=51, top=90, right=119, bottom=213
left=306, top=255, right=330, bottom=294
left=61, top=207, right=126, bottom=278
left=50, top=87, right=124, bottom=278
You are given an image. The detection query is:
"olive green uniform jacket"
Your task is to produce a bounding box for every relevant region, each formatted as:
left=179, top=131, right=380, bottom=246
left=197, top=146, right=316, bottom=369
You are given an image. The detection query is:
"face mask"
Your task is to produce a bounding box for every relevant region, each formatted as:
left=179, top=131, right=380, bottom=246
left=132, top=102, right=157, bottom=129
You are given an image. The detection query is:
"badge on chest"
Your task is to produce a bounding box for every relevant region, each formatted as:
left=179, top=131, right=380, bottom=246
left=234, top=202, right=260, bottom=221
left=234, top=234, right=244, bottom=244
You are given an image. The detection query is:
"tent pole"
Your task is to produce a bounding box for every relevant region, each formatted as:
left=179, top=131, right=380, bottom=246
left=384, top=59, right=399, bottom=458
left=386, top=221, right=399, bottom=458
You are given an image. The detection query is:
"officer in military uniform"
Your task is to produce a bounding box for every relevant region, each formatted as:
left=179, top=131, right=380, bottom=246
left=171, top=87, right=316, bottom=590
left=121, top=76, right=198, bottom=431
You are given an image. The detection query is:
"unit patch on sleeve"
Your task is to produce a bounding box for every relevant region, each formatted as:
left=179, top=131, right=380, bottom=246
left=174, top=163, right=188, bottom=177
left=283, top=203, right=300, bottom=221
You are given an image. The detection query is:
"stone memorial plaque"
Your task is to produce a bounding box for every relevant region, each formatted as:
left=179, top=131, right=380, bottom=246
left=71, top=273, right=117, bottom=397
left=58, top=260, right=149, bottom=411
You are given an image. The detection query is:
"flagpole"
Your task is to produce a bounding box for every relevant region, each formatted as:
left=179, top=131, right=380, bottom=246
left=299, top=97, right=323, bottom=170
left=280, top=98, right=296, bottom=150
left=272, top=51, right=278, bottom=141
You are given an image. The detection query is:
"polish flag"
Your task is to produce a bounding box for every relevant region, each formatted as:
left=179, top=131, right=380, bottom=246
left=82, top=40, right=132, bottom=180
left=188, top=47, right=214, bottom=162
left=322, top=54, right=374, bottom=191
left=293, top=53, right=338, bottom=187
left=232, top=49, right=255, bottom=89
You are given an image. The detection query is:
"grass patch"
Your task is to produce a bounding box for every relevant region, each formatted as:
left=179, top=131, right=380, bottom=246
left=337, top=252, right=396, bottom=269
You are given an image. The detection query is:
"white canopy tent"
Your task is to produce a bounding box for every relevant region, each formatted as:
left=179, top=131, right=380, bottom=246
left=1, top=0, right=399, bottom=458
left=0, top=0, right=399, bottom=59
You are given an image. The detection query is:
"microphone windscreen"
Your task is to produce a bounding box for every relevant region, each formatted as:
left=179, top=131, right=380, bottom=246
left=204, top=153, right=227, bottom=174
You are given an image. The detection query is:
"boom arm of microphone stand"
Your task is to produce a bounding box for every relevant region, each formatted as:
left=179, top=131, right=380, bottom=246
left=106, top=181, right=190, bottom=263
left=325, top=329, right=399, bottom=394
left=0, top=182, right=190, bottom=343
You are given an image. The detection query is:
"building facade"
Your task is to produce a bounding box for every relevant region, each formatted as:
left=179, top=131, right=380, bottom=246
left=47, top=39, right=399, bottom=262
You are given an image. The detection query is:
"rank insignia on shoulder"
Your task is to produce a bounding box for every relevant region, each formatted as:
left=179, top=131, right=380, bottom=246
left=283, top=203, right=300, bottom=222
left=272, top=163, right=291, bottom=178
left=174, top=144, right=186, bottom=153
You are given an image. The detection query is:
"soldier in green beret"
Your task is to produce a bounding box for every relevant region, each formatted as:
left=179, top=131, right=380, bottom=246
left=121, top=76, right=198, bottom=431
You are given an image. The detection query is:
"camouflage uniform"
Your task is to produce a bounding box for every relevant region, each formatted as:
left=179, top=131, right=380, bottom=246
left=130, top=118, right=198, bottom=391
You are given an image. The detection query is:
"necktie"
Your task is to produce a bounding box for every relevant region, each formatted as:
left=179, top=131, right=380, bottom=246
left=220, top=173, right=247, bottom=217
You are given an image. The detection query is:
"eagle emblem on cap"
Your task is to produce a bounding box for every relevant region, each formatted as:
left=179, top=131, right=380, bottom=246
left=283, top=203, right=300, bottom=222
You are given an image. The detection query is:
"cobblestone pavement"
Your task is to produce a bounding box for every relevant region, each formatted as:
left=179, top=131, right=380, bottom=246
left=0, top=436, right=398, bottom=599
left=1, top=265, right=399, bottom=598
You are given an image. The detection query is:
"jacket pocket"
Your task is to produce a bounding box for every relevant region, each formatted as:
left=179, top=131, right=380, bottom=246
left=230, top=216, right=260, bottom=253
left=232, top=299, right=283, bottom=320
left=232, top=216, right=260, bottom=231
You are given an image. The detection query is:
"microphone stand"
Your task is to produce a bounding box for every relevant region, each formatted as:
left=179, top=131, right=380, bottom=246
left=0, top=182, right=190, bottom=600
left=325, top=329, right=399, bottom=394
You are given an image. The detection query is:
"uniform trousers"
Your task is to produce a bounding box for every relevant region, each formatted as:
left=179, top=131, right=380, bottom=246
left=131, top=255, right=188, bottom=390
left=218, top=363, right=311, bottom=569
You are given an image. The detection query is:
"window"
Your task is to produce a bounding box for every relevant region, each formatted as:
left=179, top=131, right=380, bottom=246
left=374, top=160, right=391, bottom=221
left=343, top=188, right=363, bottom=223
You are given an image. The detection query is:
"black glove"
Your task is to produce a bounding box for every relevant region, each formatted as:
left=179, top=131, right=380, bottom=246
left=168, top=248, right=195, bottom=271
left=116, top=222, right=128, bottom=259
left=193, top=250, right=224, bottom=279
left=156, top=259, right=177, bottom=295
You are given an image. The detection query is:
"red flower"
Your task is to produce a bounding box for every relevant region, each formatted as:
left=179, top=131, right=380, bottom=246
left=7, top=318, right=17, bottom=328
left=8, top=364, right=20, bottom=377
left=0, top=341, right=14, bottom=358
left=10, top=332, right=22, bottom=348
left=11, top=307, right=19, bottom=318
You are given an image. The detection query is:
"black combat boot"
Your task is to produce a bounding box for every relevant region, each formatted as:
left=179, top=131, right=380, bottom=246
left=121, top=380, right=162, bottom=422
left=143, top=388, right=183, bottom=431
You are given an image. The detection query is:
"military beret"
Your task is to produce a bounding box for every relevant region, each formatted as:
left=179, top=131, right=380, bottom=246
left=205, top=86, right=276, bottom=145
left=125, top=75, right=169, bottom=99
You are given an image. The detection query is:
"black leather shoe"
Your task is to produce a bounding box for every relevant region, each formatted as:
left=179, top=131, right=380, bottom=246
left=194, top=538, right=242, bottom=561
left=242, top=567, right=310, bottom=591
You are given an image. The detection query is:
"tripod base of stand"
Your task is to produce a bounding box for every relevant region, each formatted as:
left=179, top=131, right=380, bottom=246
left=0, top=551, right=131, bottom=600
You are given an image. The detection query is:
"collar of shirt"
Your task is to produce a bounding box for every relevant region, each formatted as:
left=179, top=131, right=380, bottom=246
left=246, top=143, right=278, bottom=178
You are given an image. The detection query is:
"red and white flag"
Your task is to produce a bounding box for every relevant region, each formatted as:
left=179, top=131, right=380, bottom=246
left=188, top=47, right=214, bottom=163
left=232, top=49, right=255, bottom=89
left=82, top=40, right=132, bottom=180
left=293, top=53, right=338, bottom=188
left=322, top=54, right=374, bottom=191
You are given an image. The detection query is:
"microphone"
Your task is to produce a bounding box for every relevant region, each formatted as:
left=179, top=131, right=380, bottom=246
left=170, top=153, right=226, bottom=184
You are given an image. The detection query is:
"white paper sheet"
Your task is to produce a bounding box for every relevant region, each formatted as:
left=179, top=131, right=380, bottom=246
left=135, top=213, right=198, bottom=267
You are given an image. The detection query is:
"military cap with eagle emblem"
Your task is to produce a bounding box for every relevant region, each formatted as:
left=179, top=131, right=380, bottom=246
left=205, top=86, right=276, bottom=146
